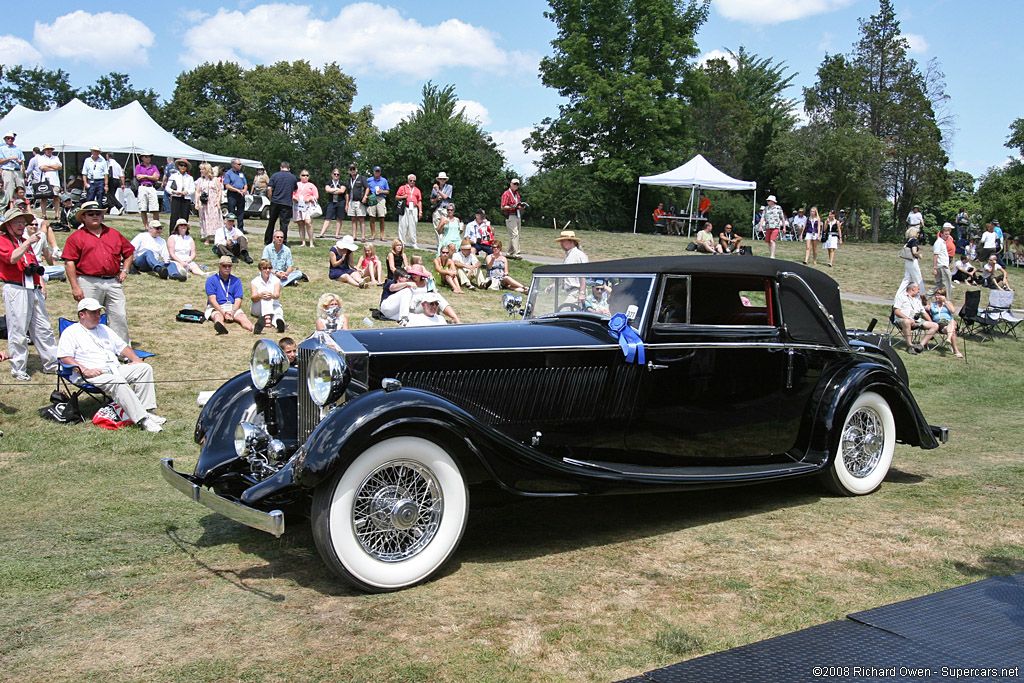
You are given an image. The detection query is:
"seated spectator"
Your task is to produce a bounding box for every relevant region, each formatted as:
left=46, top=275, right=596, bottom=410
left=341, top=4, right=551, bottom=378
left=279, top=336, right=297, bottom=366
left=205, top=256, right=255, bottom=334
left=131, top=220, right=185, bottom=281
left=435, top=203, right=463, bottom=256
left=434, top=244, right=462, bottom=293
left=695, top=222, right=722, bottom=253
left=893, top=282, right=938, bottom=354
left=951, top=254, right=981, bottom=286
left=261, top=229, right=304, bottom=287
left=214, top=215, right=252, bottom=264
left=652, top=202, right=666, bottom=232
left=954, top=234, right=968, bottom=256
left=485, top=240, right=528, bottom=292
left=584, top=279, right=611, bottom=316
left=57, top=298, right=165, bottom=432
left=453, top=239, right=488, bottom=290
left=52, top=193, right=78, bottom=231
left=405, top=292, right=447, bottom=327
left=315, top=292, right=350, bottom=331
left=329, top=234, right=368, bottom=287
left=167, top=219, right=206, bottom=279
left=1011, top=236, right=1024, bottom=266
left=358, top=242, right=383, bottom=286
left=408, top=264, right=460, bottom=323
left=928, top=288, right=963, bottom=358
left=386, top=238, right=409, bottom=280
left=965, top=237, right=978, bottom=261
left=379, top=268, right=418, bottom=322
left=464, top=209, right=495, bottom=255
left=251, top=259, right=285, bottom=333
left=719, top=223, right=743, bottom=254
left=982, top=254, right=1010, bottom=290
left=409, top=254, right=436, bottom=291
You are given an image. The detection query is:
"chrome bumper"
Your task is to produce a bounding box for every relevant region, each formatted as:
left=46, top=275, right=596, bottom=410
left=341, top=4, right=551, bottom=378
left=161, top=458, right=285, bottom=537
left=930, top=425, right=949, bottom=444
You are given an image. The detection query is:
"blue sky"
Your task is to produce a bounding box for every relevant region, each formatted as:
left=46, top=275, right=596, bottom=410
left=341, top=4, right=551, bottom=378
left=2, top=1, right=1020, bottom=180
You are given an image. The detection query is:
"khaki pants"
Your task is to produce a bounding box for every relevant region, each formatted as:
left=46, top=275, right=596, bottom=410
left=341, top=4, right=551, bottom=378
left=506, top=214, right=521, bottom=257
left=456, top=265, right=488, bottom=289
left=87, top=362, right=157, bottom=424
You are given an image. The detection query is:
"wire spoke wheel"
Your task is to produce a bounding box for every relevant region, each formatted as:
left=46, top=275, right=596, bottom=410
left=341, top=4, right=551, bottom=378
left=352, top=460, right=443, bottom=562
left=823, top=391, right=895, bottom=496
left=841, top=406, right=884, bottom=478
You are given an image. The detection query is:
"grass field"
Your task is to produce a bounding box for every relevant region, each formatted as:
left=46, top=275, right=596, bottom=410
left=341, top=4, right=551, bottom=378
left=1, top=216, right=1022, bottom=682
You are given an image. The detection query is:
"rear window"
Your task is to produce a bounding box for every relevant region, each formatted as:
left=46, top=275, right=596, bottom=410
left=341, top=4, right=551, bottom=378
left=656, top=275, right=775, bottom=327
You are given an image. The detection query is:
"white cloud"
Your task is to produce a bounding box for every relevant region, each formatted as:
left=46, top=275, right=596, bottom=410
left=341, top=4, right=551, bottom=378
left=491, top=126, right=540, bottom=177
left=456, top=99, right=490, bottom=126
left=817, top=31, right=835, bottom=52
left=34, top=12, right=155, bottom=66
left=180, top=3, right=537, bottom=78
left=374, top=101, right=419, bottom=130
left=0, top=35, right=43, bottom=66
left=903, top=33, right=928, bottom=53
left=697, top=49, right=737, bottom=69
left=714, top=0, right=855, bottom=24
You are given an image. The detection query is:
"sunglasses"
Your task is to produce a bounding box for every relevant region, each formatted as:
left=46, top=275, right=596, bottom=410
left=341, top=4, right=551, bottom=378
left=301, top=174, right=309, bottom=177
left=83, top=212, right=103, bottom=217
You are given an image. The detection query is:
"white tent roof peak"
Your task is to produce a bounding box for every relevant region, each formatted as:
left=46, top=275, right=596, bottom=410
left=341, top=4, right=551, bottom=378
left=0, top=98, right=260, bottom=167
left=639, top=154, right=756, bottom=191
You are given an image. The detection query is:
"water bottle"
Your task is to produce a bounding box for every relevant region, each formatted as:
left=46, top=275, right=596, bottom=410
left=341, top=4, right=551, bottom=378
left=362, top=317, right=374, bottom=327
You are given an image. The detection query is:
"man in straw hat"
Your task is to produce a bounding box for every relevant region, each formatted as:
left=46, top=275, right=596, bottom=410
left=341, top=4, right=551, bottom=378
left=0, top=130, right=24, bottom=208
left=81, top=145, right=108, bottom=205
left=37, top=143, right=62, bottom=220
left=430, top=171, right=452, bottom=232
left=134, top=151, right=162, bottom=228
left=57, top=297, right=166, bottom=432
left=756, top=195, right=787, bottom=259
left=62, top=201, right=135, bottom=345
left=0, top=206, right=59, bottom=380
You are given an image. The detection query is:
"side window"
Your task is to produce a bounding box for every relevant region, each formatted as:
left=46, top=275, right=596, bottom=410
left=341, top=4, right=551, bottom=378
left=655, top=276, right=689, bottom=324
left=689, top=276, right=774, bottom=326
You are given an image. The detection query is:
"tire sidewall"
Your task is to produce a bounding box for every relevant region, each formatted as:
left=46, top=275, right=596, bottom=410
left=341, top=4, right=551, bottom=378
left=831, top=390, right=895, bottom=495
left=313, top=435, right=468, bottom=591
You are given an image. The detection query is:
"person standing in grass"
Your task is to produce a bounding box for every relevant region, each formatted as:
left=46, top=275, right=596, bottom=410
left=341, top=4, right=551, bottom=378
left=223, top=158, right=248, bottom=232
left=395, top=174, right=421, bottom=249
left=757, top=195, right=786, bottom=259
left=319, top=168, right=347, bottom=239
left=134, top=152, right=161, bottom=228
left=930, top=223, right=953, bottom=297
left=195, top=162, right=223, bottom=245
left=500, top=178, right=524, bottom=260
left=823, top=209, right=843, bottom=267
left=366, top=166, right=389, bottom=241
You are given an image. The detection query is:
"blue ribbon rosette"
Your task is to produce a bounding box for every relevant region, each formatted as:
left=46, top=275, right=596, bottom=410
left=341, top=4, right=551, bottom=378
left=608, top=313, right=645, bottom=364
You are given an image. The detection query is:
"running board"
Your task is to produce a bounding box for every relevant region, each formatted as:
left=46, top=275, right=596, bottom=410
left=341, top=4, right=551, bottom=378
left=562, top=457, right=820, bottom=480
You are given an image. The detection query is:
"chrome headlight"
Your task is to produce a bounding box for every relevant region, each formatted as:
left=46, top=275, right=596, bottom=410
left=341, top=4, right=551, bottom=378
left=250, top=339, right=288, bottom=390
left=234, top=422, right=269, bottom=457
left=306, top=347, right=350, bottom=406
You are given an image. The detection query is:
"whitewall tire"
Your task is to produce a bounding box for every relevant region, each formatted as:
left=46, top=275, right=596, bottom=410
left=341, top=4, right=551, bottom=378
left=823, top=391, right=895, bottom=496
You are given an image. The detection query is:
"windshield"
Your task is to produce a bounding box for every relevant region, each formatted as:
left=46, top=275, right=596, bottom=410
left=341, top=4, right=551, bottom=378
left=525, top=274, right=655, bottom=331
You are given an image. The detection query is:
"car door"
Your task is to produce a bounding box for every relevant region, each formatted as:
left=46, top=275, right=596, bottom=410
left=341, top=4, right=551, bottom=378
left=626, top=274, right=793, bottom=461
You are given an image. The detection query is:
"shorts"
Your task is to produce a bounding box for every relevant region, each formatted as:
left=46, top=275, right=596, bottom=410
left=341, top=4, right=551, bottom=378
left=765, top=228, right=780, bottom=242
left=326, top=202, right=344, bottom=220
left=804, top=232, right=819, bottom=241
left=347, top=200, right=367, bottom=217
left=138, top=185, right=159, bottom=212
left=937, top=320, right=951, bottom=334
left=367, top=200, right=386, bottom=218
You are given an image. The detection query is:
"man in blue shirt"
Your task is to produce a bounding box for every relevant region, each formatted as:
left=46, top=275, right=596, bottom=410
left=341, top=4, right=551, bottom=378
left=366, top=166, right=390, bottom=241
left=161, top=157, right=176, bottom=213
left=204, top=256, right=254, bottom=334
left=265, top=161, right=297, bottom=245
left=992, top=220, right=1006, bottom=266
left=1, top=130, right=25, bottom=208
left=261, top=229, right=305, bottom=287
left=81, top=146, right=108, bottom=205
left=223, top=158, right=248, bottom=233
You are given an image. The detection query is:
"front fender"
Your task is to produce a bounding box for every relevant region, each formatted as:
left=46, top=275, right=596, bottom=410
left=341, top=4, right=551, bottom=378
left=807, top=360, right=940, bottom=459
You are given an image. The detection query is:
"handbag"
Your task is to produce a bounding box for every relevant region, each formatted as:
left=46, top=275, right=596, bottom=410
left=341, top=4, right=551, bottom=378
left=397, top=197, right=407, bottom=213
left=367, top=194, right=379, bottom=207
left=898, top=244, right=914, bottom=260
left=32, top=181, right=53, bottom=198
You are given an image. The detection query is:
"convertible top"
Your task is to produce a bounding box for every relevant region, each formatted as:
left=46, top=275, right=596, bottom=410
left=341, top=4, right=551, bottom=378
left=535, top=255, right=846, bottom=330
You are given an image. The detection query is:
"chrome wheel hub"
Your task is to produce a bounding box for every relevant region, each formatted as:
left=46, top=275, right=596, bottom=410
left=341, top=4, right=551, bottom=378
left=841, top=406, right=884, bottom=478
left=352, top=459, right=442, bottom=562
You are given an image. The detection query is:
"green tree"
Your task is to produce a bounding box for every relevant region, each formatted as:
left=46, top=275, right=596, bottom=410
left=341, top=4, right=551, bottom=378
left=378, top=82, right=507, bottom=220
left=527, top=0, right=710, bottom=230
left=79, top=72, right=161, bottom=110
left=977, top=119, right=1024, bottom=229
left=1007, top=117, right=1024, bottom=157
left=0, top=65, right=77, bottom=111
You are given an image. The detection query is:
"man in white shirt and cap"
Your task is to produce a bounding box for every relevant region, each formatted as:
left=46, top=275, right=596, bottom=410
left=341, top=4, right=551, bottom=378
left=57, top=297, right=165, bottom=432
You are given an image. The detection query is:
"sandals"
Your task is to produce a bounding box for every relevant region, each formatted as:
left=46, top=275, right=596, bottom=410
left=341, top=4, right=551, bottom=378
left=954, top=352, right=964, bottom=358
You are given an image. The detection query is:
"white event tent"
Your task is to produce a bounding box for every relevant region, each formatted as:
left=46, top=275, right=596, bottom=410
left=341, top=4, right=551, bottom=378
left=633, top=154, right=757, bottom=234
left=0, top=98, right=260, bottom=167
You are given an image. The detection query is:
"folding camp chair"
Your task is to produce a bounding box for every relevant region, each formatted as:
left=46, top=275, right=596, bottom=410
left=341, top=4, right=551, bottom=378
left=55, top=317, right=155, bottom=405
left=958, top=290, right=999, bottom=342
left=886, top=310, right=928, bottom=349
left=984, top=289, right=1021, bottom=339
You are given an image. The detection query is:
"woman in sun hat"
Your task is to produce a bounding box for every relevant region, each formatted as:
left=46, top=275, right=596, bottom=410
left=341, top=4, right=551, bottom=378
left=329, top=234, right=368, bottom=287
left=166, top=158, right=195, bottom=234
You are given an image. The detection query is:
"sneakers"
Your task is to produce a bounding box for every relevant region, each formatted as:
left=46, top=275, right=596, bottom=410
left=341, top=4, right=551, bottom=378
left=158, top=266, right=169, bottom=280
left=11, top=370, right=30, bottom=381
left=140, top=416, right=163, bottom=433
left=254, top=318, right=265, bottom=334
left=145, top=412, right=167, bottom=425
left=276, top=319, right=286, bottom=333
left=214, top=321, right=228, bottom=335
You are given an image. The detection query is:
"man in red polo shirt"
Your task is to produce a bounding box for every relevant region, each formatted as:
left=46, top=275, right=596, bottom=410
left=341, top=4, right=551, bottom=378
left=62, top=200, right=135, bottom=344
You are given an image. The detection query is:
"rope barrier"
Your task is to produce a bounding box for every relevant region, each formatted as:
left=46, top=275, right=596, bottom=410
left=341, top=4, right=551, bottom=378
left=0, top=377, right=235, bottom=387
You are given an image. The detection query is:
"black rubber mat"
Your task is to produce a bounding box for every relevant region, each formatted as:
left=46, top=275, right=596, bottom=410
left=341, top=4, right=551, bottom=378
left=619, top=574, right=1024, bottom=683
left=849, top=575, right=1024, bottom=669
left=640, top=620, right=969, bottom=683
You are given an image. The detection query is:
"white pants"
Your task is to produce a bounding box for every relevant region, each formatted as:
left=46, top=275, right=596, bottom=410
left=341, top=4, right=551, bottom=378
left=78, top=276, right=130, bottom=345
left=87, top=362, right=157, bottom=424
left=379, top=288, right=414, bottom=321
left=398, top=207, right=419, bottom=249
left=2, top=283, right=59, bottom=375
left=250, top=299, right=284, bottom=324
left=898, top=258, right=924, bottom=295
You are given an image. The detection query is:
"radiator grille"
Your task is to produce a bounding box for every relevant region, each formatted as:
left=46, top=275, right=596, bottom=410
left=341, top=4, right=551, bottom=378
left=396, top=365, right=639, bottom=426
left=297, top=347, right=319, bottom=442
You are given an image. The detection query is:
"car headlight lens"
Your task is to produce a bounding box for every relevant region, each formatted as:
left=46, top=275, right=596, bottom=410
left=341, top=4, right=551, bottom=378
left=250, top=339, right=288, bottom=390
left=307, top=347, right=350, bottom=406
left=234, top=422, right=269, bottom=456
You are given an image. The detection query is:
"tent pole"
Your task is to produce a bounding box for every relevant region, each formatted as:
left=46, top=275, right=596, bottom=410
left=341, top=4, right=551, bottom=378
left=632, top=183, right=641, bottom=234
left=752, top=189, right=757, bottom=240
left=686, top=187, right=696, bottom=237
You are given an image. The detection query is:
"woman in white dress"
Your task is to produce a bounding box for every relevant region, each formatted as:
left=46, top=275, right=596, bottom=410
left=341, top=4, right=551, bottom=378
left=250, top=259, right=285, bottom=333
left=167, top=219, right=205, bottom=278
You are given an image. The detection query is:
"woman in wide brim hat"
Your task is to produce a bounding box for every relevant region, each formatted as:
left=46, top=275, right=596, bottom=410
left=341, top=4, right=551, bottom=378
left=175, top=158, right=192, bottom=171
left=329, top=234, right=369, bottom=287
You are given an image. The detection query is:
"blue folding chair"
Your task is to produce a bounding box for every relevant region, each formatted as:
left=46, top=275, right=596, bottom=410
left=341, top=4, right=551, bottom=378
left=55, top=316, right=154, bottom=404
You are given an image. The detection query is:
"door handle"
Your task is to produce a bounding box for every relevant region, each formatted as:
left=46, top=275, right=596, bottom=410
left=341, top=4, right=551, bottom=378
left=647, top=361, right=669, bottom=372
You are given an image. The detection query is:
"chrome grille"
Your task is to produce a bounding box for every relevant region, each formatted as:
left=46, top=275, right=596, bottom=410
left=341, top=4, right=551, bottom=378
left=396, top=365, right=640, bottom=425
left=297, top=347, right=318, bottom=442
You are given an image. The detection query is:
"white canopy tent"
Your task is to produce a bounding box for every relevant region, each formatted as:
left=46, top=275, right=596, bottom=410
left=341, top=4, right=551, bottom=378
left=633, top=154, right=757, bottom=234
left=0, top=98, right=260, bottom=167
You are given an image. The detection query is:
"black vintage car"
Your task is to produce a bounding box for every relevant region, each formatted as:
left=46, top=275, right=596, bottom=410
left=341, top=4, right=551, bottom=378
left=163, top=256, right=946, bottom=591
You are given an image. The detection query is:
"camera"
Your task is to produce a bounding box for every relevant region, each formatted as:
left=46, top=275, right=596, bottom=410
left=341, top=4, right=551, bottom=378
left=24, top=264, right=46, bottom=277
left=199, top=191, right=209, bottom=205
